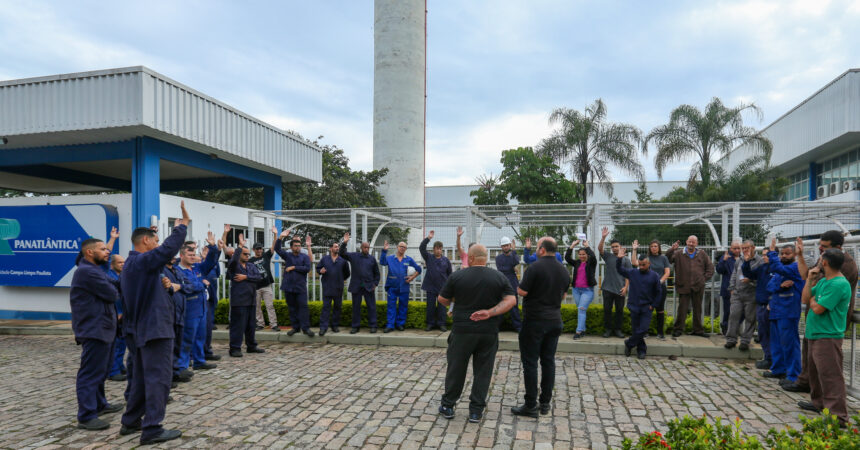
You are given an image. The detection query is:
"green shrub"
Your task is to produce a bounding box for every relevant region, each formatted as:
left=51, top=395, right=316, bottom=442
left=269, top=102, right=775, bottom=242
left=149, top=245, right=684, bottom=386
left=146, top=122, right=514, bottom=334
left=622, top=412, right=860, bottom=449
left=214, top=298, right=720, bottom=333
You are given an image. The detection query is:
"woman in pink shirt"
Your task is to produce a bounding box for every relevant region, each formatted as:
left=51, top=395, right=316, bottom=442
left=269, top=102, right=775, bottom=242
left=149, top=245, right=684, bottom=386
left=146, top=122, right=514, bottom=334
left=564, top=240, right=597, bottom=339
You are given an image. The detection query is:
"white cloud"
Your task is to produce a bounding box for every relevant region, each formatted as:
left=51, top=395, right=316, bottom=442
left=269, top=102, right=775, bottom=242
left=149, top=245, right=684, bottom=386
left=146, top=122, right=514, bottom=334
left=257, top=114, right=374, bottom=169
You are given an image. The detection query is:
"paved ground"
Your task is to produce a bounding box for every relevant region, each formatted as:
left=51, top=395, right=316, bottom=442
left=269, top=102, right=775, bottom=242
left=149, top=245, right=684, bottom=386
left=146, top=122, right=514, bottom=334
left=1, top=335, right=857, bottom=450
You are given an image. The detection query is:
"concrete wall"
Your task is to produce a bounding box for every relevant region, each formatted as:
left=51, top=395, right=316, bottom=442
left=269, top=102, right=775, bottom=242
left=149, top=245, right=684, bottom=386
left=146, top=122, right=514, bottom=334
left=373, top=0, right=426, bottom=209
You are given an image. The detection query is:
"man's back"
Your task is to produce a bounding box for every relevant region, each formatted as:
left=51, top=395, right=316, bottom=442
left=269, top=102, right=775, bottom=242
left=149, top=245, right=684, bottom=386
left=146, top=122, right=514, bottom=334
left=519, top=256, right=570, bottom=322
left=440, top=266, right=514, bottom=333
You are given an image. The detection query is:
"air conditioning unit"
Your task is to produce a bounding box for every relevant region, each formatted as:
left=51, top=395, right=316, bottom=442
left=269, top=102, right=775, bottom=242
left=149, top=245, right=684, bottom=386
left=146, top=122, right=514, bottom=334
left=829, top=182, right=843, bottom=196
left=817, top=185, right=828, bottom=198
left=843, top=180, right=860, bottom=192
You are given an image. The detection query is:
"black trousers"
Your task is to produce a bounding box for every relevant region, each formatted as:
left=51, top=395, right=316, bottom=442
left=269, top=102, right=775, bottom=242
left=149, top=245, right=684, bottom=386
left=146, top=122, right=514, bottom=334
left=441, top=331, right=499, bottom=414
left=424, top=290, right=447, bottom=327
left=351, top=289, right=377, bottom=328
left=320, top=295, right=342, bottom=330
left=172, top=324, right=183, bottom=375
left=121, top=335, right=173, bottom=441
left=625, top=308, right=652, bottom=355
left=507, top=297, right=522, bottom=331
left=284, top=291, right=310, bottom=331
left=229, top=305, right=258, bottom=351
left=76, top=338, right=113, bottom=422
left=518, top=320, right=562, bottom=407
left=603, top=290, right=625, bottom=331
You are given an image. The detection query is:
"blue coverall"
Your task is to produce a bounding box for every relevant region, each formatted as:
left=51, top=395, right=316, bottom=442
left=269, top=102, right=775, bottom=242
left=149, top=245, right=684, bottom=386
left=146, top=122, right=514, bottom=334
left=379, top=249, right=422, bottom=328
left=765, top=250, right=804, bottom=381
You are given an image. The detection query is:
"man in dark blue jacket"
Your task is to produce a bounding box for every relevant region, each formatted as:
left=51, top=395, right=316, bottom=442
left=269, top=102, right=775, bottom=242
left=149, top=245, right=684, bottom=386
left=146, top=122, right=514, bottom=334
left=317, top=241, right=350, bottom=335
left=716, top=242, right=741, bottom=334
left=162, top=258, right=192, bottom=383
left=419, top=230, right=453, bottom=331
left=615, top=247, right=662, bottom=359
left=495, top=236, right=523, bottom=333
left=70, top=238, right=124, bottom=430
left=201, top=243, right=221, bottom=361
left=742, top=247, right=773, bottom=370
left=275, top=230, right=314, bottom=337
left=227, top=233, right=265, bottom=357
left=763, top=240, right=804, bottom=382
left=105, top=253, right=127, bottom=382
left=119, top=203, right=188, bottom=445
left=340, top=232, right=381, bottom=334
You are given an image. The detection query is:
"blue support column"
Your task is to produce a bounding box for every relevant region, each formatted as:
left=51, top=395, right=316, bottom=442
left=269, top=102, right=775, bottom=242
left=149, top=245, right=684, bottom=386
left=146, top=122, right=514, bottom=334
left=264, top=183, right=283, bottom=230
left=132, top=138, right=161, bottom=228
left=808, top=162, right=818, bottom=201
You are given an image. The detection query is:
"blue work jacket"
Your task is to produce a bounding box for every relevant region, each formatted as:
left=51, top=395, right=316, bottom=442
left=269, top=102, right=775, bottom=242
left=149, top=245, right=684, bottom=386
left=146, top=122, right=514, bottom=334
left=616, top=258, right=661, bottom=311
left=495, top=250, right=521, bottom=289
left=741, top=255, right=772, bottom=305
left=715, top=255, right=738, bottom=298
left=379, top=249, right=422, bottom=294
left=766, top=251, right=804, bottom=320
left=339, top=245, right=381, bottom=293
left=419, top=238, right=452, bottom=293
left=522, top=248, right=563, bottom=264
left=106, top=269, right=123, bottom=316
left=162, top=264, right=192, bottom=325
left=120, top=224, right=187, bottom=346
left=274, top=239, right=310, bottom=293
left=174, top=244, right=219, bottom=301
left=226, top=246, right=263, bottom=307
left=316, top=254, right=350, bottom=297
left=70, top=258, right=120, bottom=343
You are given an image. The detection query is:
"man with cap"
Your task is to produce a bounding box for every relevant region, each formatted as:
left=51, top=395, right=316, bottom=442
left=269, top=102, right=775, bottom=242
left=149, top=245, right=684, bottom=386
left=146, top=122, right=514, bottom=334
left=250, top=227, right=279, bottom=331
left=317, top=240, right=350, bottom=335
left=495, top=236, right=523, bottom=332
left=419, top=230, right=453, bottom=331
left=227, top=233, right=266, bottom=356
left=339, top=232, right=381, bottom=334
left=119, top=202, right=189, bottom=445
left=70, top=236, right=124, bottom=430
left=275, top=230, right=315, bottom=337
left=379, top=240, right=422, bottom=332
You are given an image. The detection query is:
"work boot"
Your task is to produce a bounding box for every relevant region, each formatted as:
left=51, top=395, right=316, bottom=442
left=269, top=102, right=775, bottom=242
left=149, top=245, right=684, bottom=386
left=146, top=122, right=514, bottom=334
left=350, top=327, right=359, bottom=334
left=511, top=404, right=539, bottom=418
left=78, top=418, right=110, bottom=430
left=140, top=429, right=182, bottom=445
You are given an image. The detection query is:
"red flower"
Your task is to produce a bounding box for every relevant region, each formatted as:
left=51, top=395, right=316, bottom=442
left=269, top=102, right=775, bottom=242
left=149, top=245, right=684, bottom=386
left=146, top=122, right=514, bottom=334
left=653, top=431, right=663, bottom=437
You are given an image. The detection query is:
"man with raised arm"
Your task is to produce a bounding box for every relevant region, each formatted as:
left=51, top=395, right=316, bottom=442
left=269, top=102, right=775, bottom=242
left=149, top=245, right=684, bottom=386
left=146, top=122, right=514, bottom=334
left=666, top=235, right=715, bottom=337
left=379, top=240, right=422, bottom=333
left=615, top=244, right=662, bottom=360
left=716, top=241, right=742, bottom=334
left=226, top=233, right=265, bottom=357
left=119, top=202, right=189, bottom=445
left=317, top=239, right=350, bottom=335
left=724, top=240, right=759, bottom=351
left=339, top=232, right=381, bottom=334
left=70, top=236, right=124, bottom=430
left=174, top=231, right=220, bottom=376
left=275, top=230, right=314, bottom=337
left=761, top=238, right=804, bottom=382
left=598, top=227, right=631, bottom=338
left=496, top=236, right=523, bottom=333
left=419, top=230, right=453, bottom=331
left=250, top=227, right=279, bottom=331
left=438, top=244, right=516, bottom=423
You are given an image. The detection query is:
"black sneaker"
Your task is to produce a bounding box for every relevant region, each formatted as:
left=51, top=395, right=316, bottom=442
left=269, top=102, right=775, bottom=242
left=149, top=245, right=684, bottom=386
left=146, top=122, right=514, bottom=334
left=797, top=400, right=821, bottom=413
left=762, top=371, right=786, bottom=379
left=573, top=332, right=583, bottom=340
left=332, top=326, right=340, bottom=333
left=614, top=330, right=625, bottom=338
left=724, top=342, right=736, bottom=349
left=98, top=402, right=124, bottom=416
left=193, top=363, right=217, bottom=370
left=173, top=372, right=192, bottom=383
left=256, top=326, right=264, bottom=331
left=271, top=326, right=281, bottom=332
left=229, top=350, right=243, bottom=358
left=287, top=328, right=299, bottom=336
left=396, top=325, right=405, bottom=331
left=539, top=403, right=550, bottom=415
left=511, top=404, right=539, bottom=418
left=671, top=330, right=682, bottom=338
left=425, top=325, right=433, bottom=332
left=439, top=405, right=454, bottom=419
left=439, top=325, right=447, bottom=332
left=624, top=345, right=632, bottom=357
left=120, top=423, right=141, bottom=435
left=637, top=353, right=646, bottom=360
left=783, top=382, right=811, bottom=393
left=108, top=373, right=127, bottom=382
left=384, top=327, right=394, bottom=333
left=247, top=347, right=266, bottom=353
left=204, top=354, right=221, bottom=361
left=140, top=429, right=182, bottom=445
left=350, top=327, right=360, bottom=334
left=78, top=417, right=110, bottom=430
left=602, top=330, right=612, bottom=338
left=370, top=327, right=378, bottom=333
left=738, top=343, right=749, bottom=351
left=468, top=411, right=482, bottom=423
left=319, top=329, right=327, bottom=336
left=303, top=329, right=315, bottom=337
left=657, top=333, right=665, bottom=340
left=755, top=359, right=772, bottom=370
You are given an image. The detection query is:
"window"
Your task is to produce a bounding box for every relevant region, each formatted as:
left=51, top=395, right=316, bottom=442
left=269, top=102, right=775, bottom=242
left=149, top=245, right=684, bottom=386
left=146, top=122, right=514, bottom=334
left=225, top=226, right=247, bottom=246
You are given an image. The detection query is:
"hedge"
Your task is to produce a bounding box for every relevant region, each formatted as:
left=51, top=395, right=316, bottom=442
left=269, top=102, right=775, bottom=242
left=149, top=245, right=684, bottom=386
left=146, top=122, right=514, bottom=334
left=622, top=412, right=860, bottom=449
left=214, top=298, right=720, bottom=334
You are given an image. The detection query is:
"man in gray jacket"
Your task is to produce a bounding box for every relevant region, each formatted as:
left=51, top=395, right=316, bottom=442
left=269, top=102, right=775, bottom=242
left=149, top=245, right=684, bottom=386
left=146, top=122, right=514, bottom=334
left=724, top=240, right=761, bottom=351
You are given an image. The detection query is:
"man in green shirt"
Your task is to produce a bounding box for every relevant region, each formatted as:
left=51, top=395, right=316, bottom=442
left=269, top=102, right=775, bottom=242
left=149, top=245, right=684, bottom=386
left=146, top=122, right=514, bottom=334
left=798, top=249, right=853, bottom=425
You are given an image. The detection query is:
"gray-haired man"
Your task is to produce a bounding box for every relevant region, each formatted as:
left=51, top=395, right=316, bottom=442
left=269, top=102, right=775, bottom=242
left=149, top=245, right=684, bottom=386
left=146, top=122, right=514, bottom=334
left=724, top=240, right=759, bottom=350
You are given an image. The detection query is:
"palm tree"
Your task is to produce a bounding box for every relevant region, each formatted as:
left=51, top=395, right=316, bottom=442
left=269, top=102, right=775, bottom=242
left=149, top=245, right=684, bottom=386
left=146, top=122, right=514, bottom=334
left=538, top=99, right=644, bottom=203
left=643, top=97, right=773, bottom=188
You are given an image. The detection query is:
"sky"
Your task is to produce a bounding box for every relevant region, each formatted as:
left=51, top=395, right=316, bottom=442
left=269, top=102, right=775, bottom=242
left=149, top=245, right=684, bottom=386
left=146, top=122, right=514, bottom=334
left=1, top=0, right=859, bottom=186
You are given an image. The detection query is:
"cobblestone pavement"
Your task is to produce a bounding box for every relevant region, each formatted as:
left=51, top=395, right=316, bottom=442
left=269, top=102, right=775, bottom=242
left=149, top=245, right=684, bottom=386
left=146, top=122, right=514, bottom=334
left=2, top=335, right=858, bottom=449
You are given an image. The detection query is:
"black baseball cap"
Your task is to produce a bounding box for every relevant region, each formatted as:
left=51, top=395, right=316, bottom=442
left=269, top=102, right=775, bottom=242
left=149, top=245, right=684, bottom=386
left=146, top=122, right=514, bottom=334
left=253, top=242, right=264, bottom=249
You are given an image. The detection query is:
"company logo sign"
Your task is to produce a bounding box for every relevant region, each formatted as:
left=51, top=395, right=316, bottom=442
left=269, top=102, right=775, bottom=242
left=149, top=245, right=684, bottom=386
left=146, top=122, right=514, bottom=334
left=0, top=218, right=20, bottom=255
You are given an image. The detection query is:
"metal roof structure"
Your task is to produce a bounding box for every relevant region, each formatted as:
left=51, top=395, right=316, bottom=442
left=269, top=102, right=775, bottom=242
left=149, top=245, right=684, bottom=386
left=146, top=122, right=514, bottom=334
left=0, top=66, right=322, bottom=192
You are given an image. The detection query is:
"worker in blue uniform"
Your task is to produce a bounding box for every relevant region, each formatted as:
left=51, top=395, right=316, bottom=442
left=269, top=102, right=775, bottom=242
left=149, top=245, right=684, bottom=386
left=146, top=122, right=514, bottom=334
left=201, top=241, right=221, bottom=361
left=174, top=232, right=220, bottom=374
left=715, top=242, right=742, bottom=334
left=316, top=241, right=350, bottom=335
left=119, top=203, right=189, bottom=445
left=162, top=257, right=192, bottom=383
left=274, top=230, right=314, bottom=337
left=762, top=239, right=804, bottom=382
left=106, top=253, right=127, bottom=382
left=70, top=238, right=124, bottom=430
left=742, top=245, right=773, bottom=370
left=522, top=237, right=563, bottom=263
left=379, top=240, right=422, bottom=332
left=226, top=233, right=266, bottom=356
left=615, top=246, right=662, bottom=359
left=419, top=230, right=453, bottom=331
left=495, top=236, right=523, bottom=332
left=339, top=232, right=381, bottom=334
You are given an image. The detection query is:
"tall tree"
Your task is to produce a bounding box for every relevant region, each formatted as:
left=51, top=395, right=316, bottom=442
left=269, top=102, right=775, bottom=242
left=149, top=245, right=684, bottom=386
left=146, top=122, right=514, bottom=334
left=470, top=174, right=509, bottom=206
left=497, top=147, right=580, bottom=204
left=643, top=97, right=773, bottom=188
left=538, top=99, right=644, bottom=203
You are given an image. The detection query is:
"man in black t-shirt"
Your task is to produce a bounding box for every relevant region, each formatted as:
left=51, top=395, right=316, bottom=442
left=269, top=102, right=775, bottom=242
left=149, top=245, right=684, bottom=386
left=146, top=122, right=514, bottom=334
left=249, top=230, right=279, bottom=331
left=437, top=244, right=516, bottom=424
left=512, top=237, right=571, bottom=418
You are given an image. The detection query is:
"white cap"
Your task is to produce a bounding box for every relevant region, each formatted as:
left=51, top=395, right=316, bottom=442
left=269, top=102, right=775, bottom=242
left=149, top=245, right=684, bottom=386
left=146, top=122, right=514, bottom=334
left=500, top=236, right=512, bottom=246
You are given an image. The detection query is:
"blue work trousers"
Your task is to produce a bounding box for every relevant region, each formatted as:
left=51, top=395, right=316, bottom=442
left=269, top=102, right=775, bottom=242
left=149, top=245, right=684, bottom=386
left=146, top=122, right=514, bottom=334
left=320, top=295, right=342, bottom=330
left=76, top=338, right=114, bottom=422
left=178, top=297, right=207, bottom=370
left=121, top=335, right=173, bottom=442
left=284, top=291, right=310, bottom=331
left=770, top=317, right=801, bottom=381
left=425, top=290, right=447, bottom=328
left=625, top=308, right=652, bottom=356
left=108, top=335, right=127, bottom=377
left=351, top=290, right=377, bottom=328
left=756, top=304, right=771, bottom=362
left=386, top=288, right=409, bottom=328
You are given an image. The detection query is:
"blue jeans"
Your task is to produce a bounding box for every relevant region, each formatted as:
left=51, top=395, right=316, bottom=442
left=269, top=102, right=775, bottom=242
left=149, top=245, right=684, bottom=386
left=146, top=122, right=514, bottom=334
left=572, top=287, right=594, bottom=333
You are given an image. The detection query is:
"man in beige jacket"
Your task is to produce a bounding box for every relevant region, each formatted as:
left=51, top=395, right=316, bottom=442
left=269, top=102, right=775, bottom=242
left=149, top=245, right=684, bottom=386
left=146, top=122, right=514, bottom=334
left=666, top=236, right=715, bottom=337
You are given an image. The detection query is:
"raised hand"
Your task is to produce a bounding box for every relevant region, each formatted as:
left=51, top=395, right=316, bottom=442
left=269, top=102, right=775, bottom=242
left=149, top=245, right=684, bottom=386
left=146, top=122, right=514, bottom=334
left=632, top=240, right=639, bottom=251
left=569, top=239, right=580, bottom=249
left=582, top=240, right=589, bottom=248
left=383, top=240, right=390, bottom=251
left=175, top=201, right=189, bottom=226
left=305, top=234, right=312, bottom=246
left=796, top=237, right=804, bottom=254
left=110, top=226, right=120, bottom=240
left=280, top=229, right=290, bottom=239
left=617, top=245, right=627, bottom=259
left=671, top=241, right=680, bottom=251
left=601, top=227, right=610, bottom=238
left=770, top=237, right=777, bottom=252
left=723, top=250, right=730, bottom=261
left=456, top=226, right=464, bottom=237
left=206, top=231, right=216, bottom=246
left=217, top=239, right=225, bottom=250
left=238, top=232, right=246, bottom=247
left=525, top=237, right=532, bottom=249
left=427, top=230, right=434, bottom=240
left=342, top=232, right=350, bottom=243
left=271, top=225, right=278, bottom=235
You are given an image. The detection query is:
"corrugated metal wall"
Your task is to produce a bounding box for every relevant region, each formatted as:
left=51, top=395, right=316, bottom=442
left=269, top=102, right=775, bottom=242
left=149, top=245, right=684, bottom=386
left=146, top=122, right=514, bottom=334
left=0, top=67, right=321, bottom=182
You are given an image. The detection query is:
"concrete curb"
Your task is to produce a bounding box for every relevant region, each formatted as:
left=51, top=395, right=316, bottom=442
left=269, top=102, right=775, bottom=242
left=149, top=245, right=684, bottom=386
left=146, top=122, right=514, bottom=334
left=0, top=326, right=764, bottom=360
